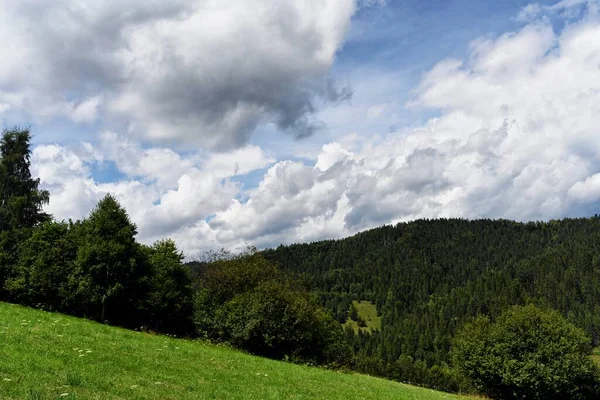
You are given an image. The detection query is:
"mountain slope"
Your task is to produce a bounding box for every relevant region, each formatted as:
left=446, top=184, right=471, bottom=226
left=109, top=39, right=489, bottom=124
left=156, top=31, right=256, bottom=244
left=0, top=302, right=472, bottom=400
left=262, top=217, right=600, bottom=390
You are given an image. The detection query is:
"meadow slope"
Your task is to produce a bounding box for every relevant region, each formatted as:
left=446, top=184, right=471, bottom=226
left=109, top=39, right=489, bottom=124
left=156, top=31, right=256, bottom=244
left=0, top=302, right=473, bottom=400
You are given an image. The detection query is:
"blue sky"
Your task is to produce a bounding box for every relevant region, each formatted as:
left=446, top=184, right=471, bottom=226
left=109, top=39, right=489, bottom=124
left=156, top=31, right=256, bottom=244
left=1, top=0, right=599, bottom=257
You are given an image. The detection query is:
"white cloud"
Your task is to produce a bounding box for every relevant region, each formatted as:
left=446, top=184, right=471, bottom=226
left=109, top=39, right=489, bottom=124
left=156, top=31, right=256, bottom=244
left=194, top=6, right=600, bottom=249
left=28, top=2, right=600, bottom=257
left=0, top=0, right=355, bottom=149
left=517, top=0, right=594, bottom=22
left=32, top=136, right=273, bottom=257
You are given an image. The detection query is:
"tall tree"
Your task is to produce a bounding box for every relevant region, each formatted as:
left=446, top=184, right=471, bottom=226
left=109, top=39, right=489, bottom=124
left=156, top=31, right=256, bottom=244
left=0, top=128, right=50, bottom=297
left=71, top=194, right=149, bottom=326
left=143, top=239, right=194, bottom=335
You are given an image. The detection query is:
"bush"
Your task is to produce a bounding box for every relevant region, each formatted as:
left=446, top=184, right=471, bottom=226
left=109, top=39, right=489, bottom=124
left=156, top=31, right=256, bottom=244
left=193, top=249, right=350, bottom=365
left=452, top=304, right=600, bottom=399
left=218, top=280, right=326, bottom=361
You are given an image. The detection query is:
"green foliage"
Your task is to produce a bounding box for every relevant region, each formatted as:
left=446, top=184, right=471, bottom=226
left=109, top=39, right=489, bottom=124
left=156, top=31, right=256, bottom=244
left=0, top=128, right=50, bottom=298
left=356, top=314, right=367, bottom=328
left=193, top=249, right=350, bottom=365
left=452, top=305, right=600, bottom=399
left=194, top=249, right=280, bottom=338
left=0, top=128, right=50, bottom=230
left=142, top=239, right=194, bottom=335
left=349, top=302, right=359, bottom=321
left=219, top=280, right=327, bottom=361
left=263, top=218, right=600, bottom=392
left=70, top=194, right=150, bottom=326
left=4, top=221, right=76, bottom=309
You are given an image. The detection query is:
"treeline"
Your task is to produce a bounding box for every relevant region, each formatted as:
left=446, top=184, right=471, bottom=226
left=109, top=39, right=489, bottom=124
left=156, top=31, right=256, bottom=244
left=0, top=128, right=347, bottom=367
left=262, top=217, right=600, bottom=392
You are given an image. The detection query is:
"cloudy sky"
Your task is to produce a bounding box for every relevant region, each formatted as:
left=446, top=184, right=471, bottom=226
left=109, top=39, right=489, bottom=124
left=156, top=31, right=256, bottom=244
left=2, top=0, right=600, bottom=257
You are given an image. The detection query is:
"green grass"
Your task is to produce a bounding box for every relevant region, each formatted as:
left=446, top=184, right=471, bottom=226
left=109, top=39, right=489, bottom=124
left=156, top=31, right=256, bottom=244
left=0, top=302, right=474, bottom=400
left=591, top=348, right=600, bottom=366
left=343, top=300, right=382, bottom=333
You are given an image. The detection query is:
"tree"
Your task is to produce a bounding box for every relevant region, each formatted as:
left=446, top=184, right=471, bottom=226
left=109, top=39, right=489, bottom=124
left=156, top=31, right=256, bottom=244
left=193, top=249, right=350, bottom=365
left=71, top=194, right=149, bottom=326
left=349, top=302, right=359, bottom=321
left=0, top=128, right=50, bottom=297
left=0, top=128, right=50, bottom=230
left=452, top=304, right=600, bottom=399
left=143, top=239, right=194, bottom=335
left=218, top=280, right=325, bottom=360
left=4, top=221, right=76, bottom=309
left=194, top=248, right=280, bottom=337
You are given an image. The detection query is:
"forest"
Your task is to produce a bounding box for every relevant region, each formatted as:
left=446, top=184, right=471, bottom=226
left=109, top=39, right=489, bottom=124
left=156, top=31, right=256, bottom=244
left=262, top=217, right=600, bottom=393
left=3, top=127, right=600, bottom=399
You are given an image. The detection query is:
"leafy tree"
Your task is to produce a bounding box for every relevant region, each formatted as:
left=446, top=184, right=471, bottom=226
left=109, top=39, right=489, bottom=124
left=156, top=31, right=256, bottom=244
left=4, top=221, right=76, bottom=309
left=194, top=248, right=280, bottom=337
left=71, top=194, right=149, bottom=326
left=0, top=128, right=50, bottom=297
left=143, top=239, right=194, bottom=335
left=452, top=304, right=600, bottom=399
left=218, top=280, right=327, bottom=360
left=194, top=249, right=350, bottom=365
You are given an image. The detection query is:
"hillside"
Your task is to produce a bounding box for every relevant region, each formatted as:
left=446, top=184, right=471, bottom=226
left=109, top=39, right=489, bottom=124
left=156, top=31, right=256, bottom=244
left=0, top=302, right=473, bottom=400
left=262, top=217, right=600, bottom=389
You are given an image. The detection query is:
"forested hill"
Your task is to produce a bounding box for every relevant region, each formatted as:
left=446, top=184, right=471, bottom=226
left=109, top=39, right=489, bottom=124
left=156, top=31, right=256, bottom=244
left=262, top=217, right=600, bottom=389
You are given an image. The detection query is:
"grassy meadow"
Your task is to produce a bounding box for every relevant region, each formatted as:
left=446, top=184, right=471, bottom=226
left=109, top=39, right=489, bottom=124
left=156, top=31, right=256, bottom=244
left=343, top=300, right=382, bottom=333
left=0, top=302, right=475, bottom=400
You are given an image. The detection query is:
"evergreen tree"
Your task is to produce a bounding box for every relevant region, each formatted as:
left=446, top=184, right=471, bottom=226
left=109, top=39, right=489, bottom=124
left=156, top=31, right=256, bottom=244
left=0, top=128, right=50, bottom=298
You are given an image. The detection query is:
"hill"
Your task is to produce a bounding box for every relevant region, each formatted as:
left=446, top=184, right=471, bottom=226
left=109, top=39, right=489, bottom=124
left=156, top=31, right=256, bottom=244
left=262, top=217, right=600, bottom=390
left=0, top=302, right=474, bottom=400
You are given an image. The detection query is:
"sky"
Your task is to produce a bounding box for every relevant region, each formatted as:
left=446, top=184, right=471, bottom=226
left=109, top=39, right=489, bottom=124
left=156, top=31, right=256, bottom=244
left=1, top=0, right=600, bottom=258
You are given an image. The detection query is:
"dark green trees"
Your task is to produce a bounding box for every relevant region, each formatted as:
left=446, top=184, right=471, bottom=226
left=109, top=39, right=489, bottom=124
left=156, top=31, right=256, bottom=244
left=0, top=128, right=50, bottom=297
left=4, top=221, right=76, bottom=309
left=143, top=239, right=194, bottom=335
left=452, top=305, right=600, bottom=399
left=193, top=249, right=350, bottom=365
left=71, top=194, right=149, bottom=325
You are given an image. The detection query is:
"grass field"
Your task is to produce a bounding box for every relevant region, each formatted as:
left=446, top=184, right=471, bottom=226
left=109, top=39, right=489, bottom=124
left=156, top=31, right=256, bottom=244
left=343, top=300, right=383, bottom=333
left=592, top=348, right=600, bottom=366
left=0, top=302, right=476, bottom=400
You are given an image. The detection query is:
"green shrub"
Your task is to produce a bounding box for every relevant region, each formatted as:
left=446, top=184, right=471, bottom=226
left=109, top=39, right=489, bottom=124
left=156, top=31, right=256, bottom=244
left=452, top=304, right=600, bottom=399
left=193, top=250, right=350, bottom=365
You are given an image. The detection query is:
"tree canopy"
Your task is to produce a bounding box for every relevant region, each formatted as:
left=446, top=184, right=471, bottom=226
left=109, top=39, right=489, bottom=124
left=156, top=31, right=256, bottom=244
left=452, top=305, right=600, bottom=399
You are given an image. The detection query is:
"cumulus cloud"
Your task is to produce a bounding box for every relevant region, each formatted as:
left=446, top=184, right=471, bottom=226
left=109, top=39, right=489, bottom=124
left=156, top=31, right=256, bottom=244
left=195, top=4, right=600, bottom=249
left=0, top=0, right=355, bottom=149
left=28, top=1, right=600, bottom=257
left=32, top=135, right=273, bottom=256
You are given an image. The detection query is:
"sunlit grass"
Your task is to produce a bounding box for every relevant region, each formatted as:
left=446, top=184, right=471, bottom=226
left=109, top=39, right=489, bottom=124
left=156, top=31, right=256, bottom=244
left=0, top=302, right=473, bottom=399
left=343, top=300, right=383, bottom=333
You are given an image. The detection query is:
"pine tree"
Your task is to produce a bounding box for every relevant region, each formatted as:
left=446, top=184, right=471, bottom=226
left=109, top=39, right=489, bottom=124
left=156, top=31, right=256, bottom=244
left=0, top=128, right=50, bottom=298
